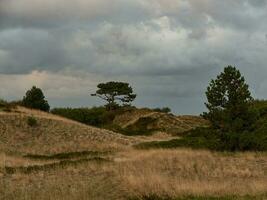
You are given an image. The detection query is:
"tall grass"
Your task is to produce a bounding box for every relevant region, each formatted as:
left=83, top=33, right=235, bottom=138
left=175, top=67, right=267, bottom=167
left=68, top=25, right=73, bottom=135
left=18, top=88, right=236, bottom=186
left=115, top=149, right=267, bottom=198
left=0, top=149, right=266, bottom=200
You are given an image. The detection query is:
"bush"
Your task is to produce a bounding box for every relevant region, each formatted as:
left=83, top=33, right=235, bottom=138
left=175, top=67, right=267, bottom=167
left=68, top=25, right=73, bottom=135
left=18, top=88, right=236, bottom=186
left=136, top=127, right=267, bottom=151
left=22, top=86, right=50, bottom=112
left=8, top=100, right=23, bottom=107
left=136, top=127, right=220, bottom=150
left=153, top=107, right=171, bottom=113
left=51, top=107, right=107, bottom=127
left=51, top=106, right=137, bottom=129
left=0, top=99, right=19, bottom=112
left=0, top=99, right=7, bottom=107
left=27, top=116, right=38, bottom=127
left=51, top=106, right=158, bottom=135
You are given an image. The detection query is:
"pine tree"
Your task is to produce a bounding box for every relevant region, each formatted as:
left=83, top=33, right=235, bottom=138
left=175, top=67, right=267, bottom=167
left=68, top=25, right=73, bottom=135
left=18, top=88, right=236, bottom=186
left=91, top=82, right=136, bottom=110
left=203, top=66, right=256, bottom=132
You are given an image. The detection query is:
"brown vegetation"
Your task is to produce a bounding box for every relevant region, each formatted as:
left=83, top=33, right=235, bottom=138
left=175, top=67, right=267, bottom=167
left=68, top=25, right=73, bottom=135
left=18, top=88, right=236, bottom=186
left=0, top=107, right=266, bottom=200
left=113, top=108, right=209, bottom=135
left=1, top=149, right=267, bottom=199
left=0, top=107, right=137, bottom=155
left=115, top=149, right=267, bottom=198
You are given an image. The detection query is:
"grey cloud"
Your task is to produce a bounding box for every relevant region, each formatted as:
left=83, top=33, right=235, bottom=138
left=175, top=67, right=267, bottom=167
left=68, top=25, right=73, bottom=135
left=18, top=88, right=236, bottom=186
left=0, top=0, right=150, bottom=29
left=0, top=0, right=267, bottom=113
left=0, top=28, right=68, bottom=73
left=247, top=0, right=267, bottom=7
left=1, top=0, right=266, bottom=31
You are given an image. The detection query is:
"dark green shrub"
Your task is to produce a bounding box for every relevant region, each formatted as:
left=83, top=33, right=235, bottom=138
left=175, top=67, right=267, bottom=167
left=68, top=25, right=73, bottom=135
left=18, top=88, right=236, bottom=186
left=0, top=99, right=17, bottom=112
left=51, top=107, right=107, bottom=127
left=51, top=106, right=135, bottom=128
left=136, top=127, right=267, bottom=151
left=0, top=99, right=7, bottom=107
left=153, top=107, right=172, bottom=113
left=22, top=86, right=50, bottom=112
left=8, top=100, right=23, bottom=107
left=27, top=116, right=38, bottom=127
left=51, top=106, right=157, bottom=136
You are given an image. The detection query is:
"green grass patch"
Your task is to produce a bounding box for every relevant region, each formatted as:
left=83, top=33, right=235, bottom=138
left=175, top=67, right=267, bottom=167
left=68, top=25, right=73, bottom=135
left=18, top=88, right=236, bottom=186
left=24, top=151, right=111, bottom=160
left=4, top=157, right=109, bottom=175
left=27, top=116, right=38, bottom=127
left=135, top=128, right=220, bottom=150
left=136, top=127, right=267, bottom=151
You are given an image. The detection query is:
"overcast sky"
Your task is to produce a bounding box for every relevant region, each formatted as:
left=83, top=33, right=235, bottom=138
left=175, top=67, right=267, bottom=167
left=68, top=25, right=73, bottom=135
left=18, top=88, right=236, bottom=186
left=0, top=0, right=267, bottom=114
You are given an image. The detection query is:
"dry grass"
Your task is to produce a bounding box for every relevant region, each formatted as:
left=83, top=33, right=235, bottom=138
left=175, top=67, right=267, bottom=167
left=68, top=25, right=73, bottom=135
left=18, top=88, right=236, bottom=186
left=0, top=152, right=56, bottom=168
left=114, top=149, right=267, bottom=198
left=0, top=162, right=126, bottom=200
left=0, top=149, right=266, bottom=199
left=0, top=107, right=138, bottom=155
left=0, top=107, right=266, bottom=199
left=113, top=108, right=209, bottom=135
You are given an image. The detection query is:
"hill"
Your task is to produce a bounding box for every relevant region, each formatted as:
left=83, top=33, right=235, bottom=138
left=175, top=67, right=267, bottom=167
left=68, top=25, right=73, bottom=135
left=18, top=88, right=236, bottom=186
left=0, top=106, right=266, bottom=200
left=137, top=100, right=267, bottom=151
left=112, top=108, right=209, bottom=135
left=0, top=106, right=136, bottom=155
left=51, top=107, right=209, bottom=136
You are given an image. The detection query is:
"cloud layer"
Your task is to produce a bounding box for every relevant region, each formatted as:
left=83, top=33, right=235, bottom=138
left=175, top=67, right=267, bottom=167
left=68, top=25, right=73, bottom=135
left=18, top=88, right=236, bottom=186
left=0, top=0, right=267, bottom=113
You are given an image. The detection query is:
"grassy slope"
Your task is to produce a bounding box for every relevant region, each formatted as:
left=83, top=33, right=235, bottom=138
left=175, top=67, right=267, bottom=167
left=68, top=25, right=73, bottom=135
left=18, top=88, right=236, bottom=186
left=137, top=101, right=267, bottom=151
left=0, top=107, right=136, bottom=155
left=51, top=107, right=209, bottom=136
left=0, top=106, right=266, bottom=200
left=109, top=108, right=209, bottom=136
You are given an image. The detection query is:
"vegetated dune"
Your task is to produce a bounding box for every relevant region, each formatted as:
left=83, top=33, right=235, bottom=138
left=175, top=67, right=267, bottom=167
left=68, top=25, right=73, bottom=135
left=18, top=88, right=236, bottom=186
left=0, top=107, right=137, bottom=155
left=0, top=107, right=266, bottom=200
left=113, top=108, right=209, bottom=135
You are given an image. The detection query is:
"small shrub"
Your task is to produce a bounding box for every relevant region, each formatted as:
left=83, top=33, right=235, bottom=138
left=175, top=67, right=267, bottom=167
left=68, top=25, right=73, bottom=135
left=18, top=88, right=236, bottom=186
left=153, top=107, right=171, bottom=113
left=0, top=99, right=18, bottom=112
left=8, top=100, right=23, bottom=108
left=27, top=116, right=38, bottom=127
left=0, top=99, right=7, bottom=107
left=2, top=107, right=12, bottom=112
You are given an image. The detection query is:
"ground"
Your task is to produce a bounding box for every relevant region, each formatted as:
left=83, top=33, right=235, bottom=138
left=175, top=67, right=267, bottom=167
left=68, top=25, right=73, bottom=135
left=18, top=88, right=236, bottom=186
left=0, top=107, right=266, bottom=200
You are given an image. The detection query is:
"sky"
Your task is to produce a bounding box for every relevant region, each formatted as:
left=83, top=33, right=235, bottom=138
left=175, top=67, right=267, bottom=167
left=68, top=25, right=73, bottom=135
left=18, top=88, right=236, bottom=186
left=0, top=0, right=267, bottom=114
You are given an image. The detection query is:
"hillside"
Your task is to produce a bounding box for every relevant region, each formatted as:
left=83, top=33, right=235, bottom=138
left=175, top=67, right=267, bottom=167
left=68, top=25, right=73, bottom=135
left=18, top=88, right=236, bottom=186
left=0, top=107, right=136, bottom=155
left=51, top=107, right=209, bottom=136
left=112, top=108, right=209, bottom=135
left=0, top=106, right=209, bottom=156
left=0, top=106, right=266, bottom=200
